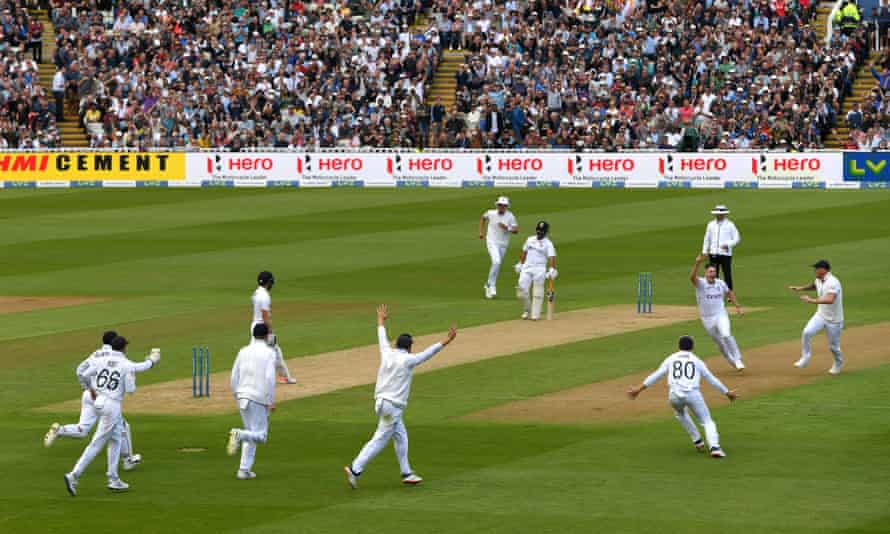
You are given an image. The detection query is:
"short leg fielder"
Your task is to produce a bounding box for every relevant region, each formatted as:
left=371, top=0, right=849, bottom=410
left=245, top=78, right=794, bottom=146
left=800, top=313, right=843, bottom=368
left=351, top=399, right=413, bottom=476
left=230, top=399, right=270, bottom=474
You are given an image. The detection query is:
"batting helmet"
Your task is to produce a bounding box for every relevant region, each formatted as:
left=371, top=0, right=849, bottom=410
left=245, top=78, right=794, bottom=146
left=257, top=271, right=275, bottom=287
left=535, top=220, right=550, bottom=239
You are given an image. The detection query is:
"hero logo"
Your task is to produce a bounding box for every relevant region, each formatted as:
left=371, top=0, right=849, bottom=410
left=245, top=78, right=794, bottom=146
left=568, top=155, right=634, bottom=176
left=302, top=155, right=363, bottom=172
left=753, top=155, right=821, bottom=174
left=386, top=154, right=453, bottom=175
left=477, top=155, right=543, bottom=174
left=659, top=155, right=727, bottom=175
left=207, top=154, right=274, bottom=173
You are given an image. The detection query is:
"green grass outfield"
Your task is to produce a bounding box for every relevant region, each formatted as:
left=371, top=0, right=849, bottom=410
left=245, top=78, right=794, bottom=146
left=1, top=188, right=889, bottom=533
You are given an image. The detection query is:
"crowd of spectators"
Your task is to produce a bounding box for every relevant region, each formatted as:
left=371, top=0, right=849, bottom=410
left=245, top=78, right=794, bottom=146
left=0, top=0, right=60, bottom=148
left=1, top=0, right=888, bottom=150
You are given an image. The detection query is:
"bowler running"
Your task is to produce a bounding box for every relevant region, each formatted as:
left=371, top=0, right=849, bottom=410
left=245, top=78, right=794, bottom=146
left=690, top=255, right=746, bottom=370
left=789, top=260, right=844, bottom=375
left=479, top=196, right=519, bottom=299
left=344, top=305, right=457, bottom=488
left=628, top=335, right=737, bottom=458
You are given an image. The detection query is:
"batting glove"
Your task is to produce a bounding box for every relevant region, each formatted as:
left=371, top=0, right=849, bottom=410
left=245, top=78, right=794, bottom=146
left=147, top=348, right=161, bottom=366
left=266, top=333, right=278, bottom=347
left=547, top=268, right=558, bottom=280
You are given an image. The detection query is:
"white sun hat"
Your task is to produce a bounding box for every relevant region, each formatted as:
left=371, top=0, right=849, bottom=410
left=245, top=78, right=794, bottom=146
left=496, top=196, right=510, bottom=207
left=711, top=204, right=730, bottom=215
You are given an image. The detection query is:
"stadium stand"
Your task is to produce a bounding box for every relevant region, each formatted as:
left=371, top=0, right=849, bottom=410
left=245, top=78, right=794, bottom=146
left=1, top=0, right=886, bottom=150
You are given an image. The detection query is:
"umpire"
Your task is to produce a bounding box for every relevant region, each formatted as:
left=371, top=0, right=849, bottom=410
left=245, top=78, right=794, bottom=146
left=701, top=204, right=741, bottom=289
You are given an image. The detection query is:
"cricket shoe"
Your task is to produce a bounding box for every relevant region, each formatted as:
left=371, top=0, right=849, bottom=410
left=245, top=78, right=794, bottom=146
left=521, top=312, right=529, bottom=320
left=237, top=470, right=257, bottom=480
left=734, top=360, right=746, bottom=371
left=484, top=286, right=493, bottom=299
left=710, top=447, right=726, bottom=458
left=44, top=423, right=60, bottom=448
left=344, top=466, right=359, bottom=489
left=401, top=473, right=423, bottom=485
left=107, top=478, right=129, bottom=492
left=828, top=363, right=843, bottom=375
left=63, top=473, right=78, bottom=496
left=793, top=358, right=808, bottom=369
left=694, top=439, right=706, bottom=453
left=278, top=376, right=297, bottom=384
left=226, top=429, right=241, bottom=456
left=123, top=453, right=142, bottom=471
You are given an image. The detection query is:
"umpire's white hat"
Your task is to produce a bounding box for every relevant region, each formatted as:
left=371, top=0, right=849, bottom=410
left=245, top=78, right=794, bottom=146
left=710, top=204, right=730, bottom=215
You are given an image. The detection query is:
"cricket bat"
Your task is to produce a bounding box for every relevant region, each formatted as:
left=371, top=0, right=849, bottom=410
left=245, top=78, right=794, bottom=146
left=546, top=278, right=555, bottom=320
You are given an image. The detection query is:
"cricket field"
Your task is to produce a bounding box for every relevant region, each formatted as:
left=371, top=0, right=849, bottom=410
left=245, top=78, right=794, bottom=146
left=1, top=188, right=888, bottom=533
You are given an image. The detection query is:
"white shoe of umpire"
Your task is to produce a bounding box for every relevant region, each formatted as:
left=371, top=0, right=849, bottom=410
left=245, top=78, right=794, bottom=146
left=794, top=358, right=808, bottom=369
left=734, top=360, right=745, bottom=371
left=107, top=478, right=129, bottom=492
left=344, top=466, right=359, bottom=489
left=123, top=453, right=142, bottom=471
left=237, top=470, right=257, bottom=480
left=828, top=363, right=843, bottom=375
left=401, top=473, right=423, bottom=485
left=64, top=472, right=78, bottom=496
left=710, top=447, right=726, bottom=458
left=44, top=423, right=60, bottom=448
left=226, top=429, right=241, bottom=456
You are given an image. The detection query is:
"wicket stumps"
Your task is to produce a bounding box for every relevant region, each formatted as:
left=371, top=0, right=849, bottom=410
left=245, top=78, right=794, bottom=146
left=192, top=346, right=210, bottom=397
left=637, top=272, right=653, bottom=313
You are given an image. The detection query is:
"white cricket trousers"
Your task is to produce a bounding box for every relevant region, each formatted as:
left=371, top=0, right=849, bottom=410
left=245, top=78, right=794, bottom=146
left=236, top=398, right=270, bottom=472
left=250, top=322, right=293, bottom=381
left=486, top=240, right=508, bottom=289
left=701, top=312, right=743, bottom=365
left=801, top=313, right=843, bottom=366
left=669, top=390, right=720, bottom=450
left=518, top=266, right=546, bottom=319
left=351, top=399, right=412, bottom=476
left=71, top=397, right=124, bottom=481
left=58, top=390, right=135, bottom=458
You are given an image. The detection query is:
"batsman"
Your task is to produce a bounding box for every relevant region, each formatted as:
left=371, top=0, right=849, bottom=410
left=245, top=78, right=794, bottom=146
left=515, top=221, right=558, bottom=320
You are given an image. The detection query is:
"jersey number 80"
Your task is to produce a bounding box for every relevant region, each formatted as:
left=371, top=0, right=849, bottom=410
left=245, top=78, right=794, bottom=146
left=672, top=361, right=696, bottom=380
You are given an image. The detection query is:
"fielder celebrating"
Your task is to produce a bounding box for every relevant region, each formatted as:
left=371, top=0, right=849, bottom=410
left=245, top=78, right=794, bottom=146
left=344, top=305, right=457, bottom=489
left=515, top=221, right=557, bottom=320
left=44, top=331, right=143, bottom=472
left=789, top=260, right=844, bottom=375
left=701, top=204, right=741, bottom=289
left=227, top=324, right=278, bottom=479
left=63, top=337, right=160, bottom=495
left=479, top=196, right=519, bottom=299
left=690, top=255, right=746, bottom=370
left=252, top=271, right=296, bottom=384
left=628, top=335, right=737, bottom=458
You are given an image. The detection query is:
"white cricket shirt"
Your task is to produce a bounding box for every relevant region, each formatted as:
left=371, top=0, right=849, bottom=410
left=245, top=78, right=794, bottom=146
left=702, top=219, right=740, bottom=256
left=643, top=350, right=729, bottom=396
left=77, top=351, right=154, bottom=402
left=483, top=209, right=518, bottom=246
left=522, top=236, right=556, bottom=268
left=374, top=326, right=443, bottom=408
left=75, top=344, right=113, bottom=390
left=815, top=273, right=843, bottom=323
left=252, top=286, right=271, bottom=324
left=231, top=339, right=277, bottom=406
left=695, top=277, right=729, bottom=318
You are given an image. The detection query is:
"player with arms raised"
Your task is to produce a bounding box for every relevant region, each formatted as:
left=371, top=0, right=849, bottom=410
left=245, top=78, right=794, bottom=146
left=628, top=335, right=737, bottom=458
